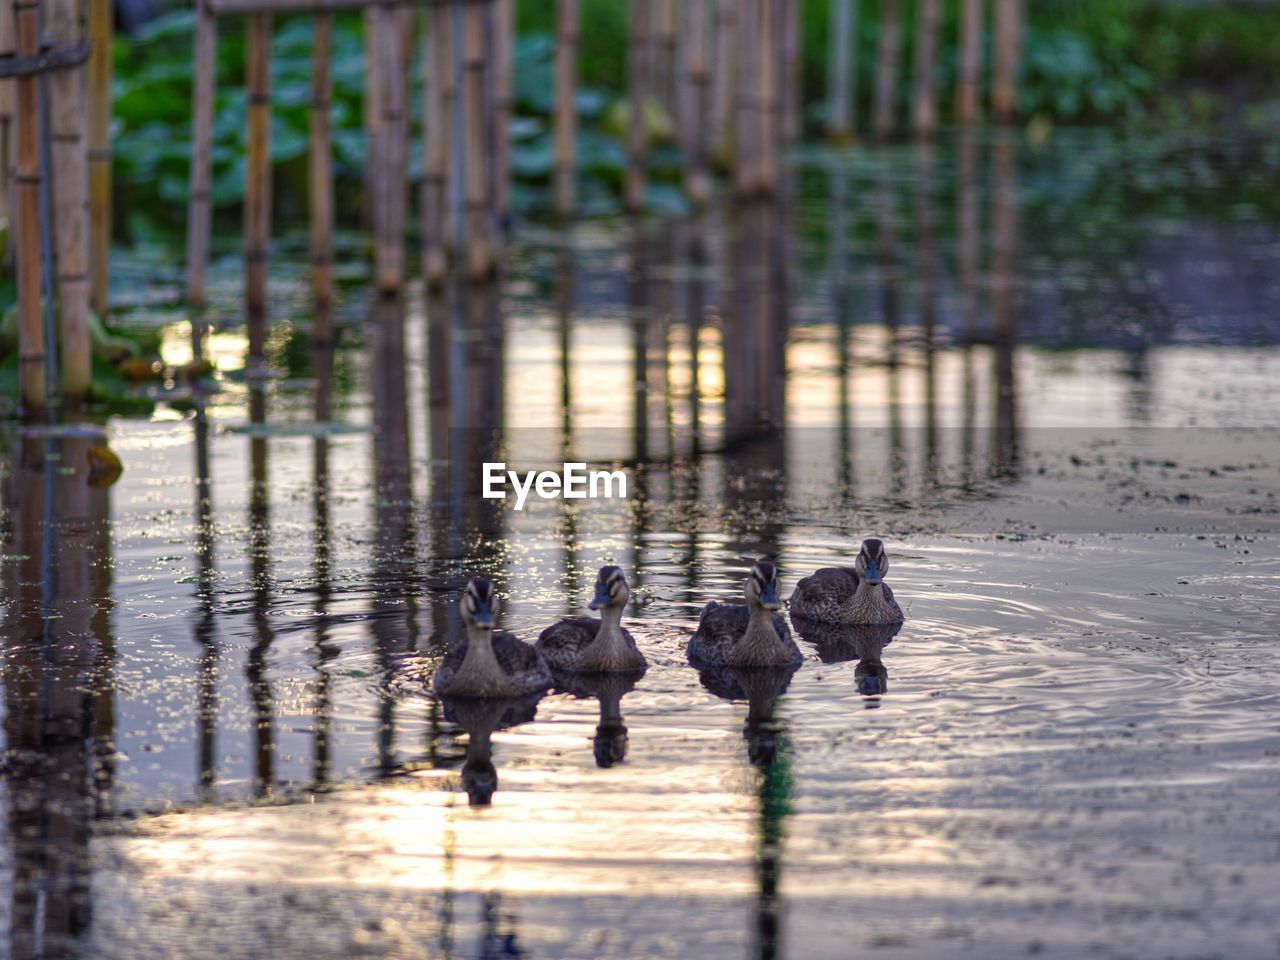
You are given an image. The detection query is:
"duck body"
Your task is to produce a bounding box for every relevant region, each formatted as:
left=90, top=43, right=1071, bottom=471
left=433, top=629, right=553, bottom=698
left=689, top=601, right=802, bottom=668
left=789, top=539, right=904, bottom=625
left=536, top=566, right=648, bottom=672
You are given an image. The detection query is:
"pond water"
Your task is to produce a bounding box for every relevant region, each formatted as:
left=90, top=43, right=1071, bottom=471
left=3, top=131, right=1280, bottom=959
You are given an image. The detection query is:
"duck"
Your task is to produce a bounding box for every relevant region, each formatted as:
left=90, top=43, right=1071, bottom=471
left=688, top=561, right=803, bottom=668
left=432, top=578, right=553, bottom=698
left=536, top=565, right=648, bottom=672
left=788, top=538, right=904, bottom=625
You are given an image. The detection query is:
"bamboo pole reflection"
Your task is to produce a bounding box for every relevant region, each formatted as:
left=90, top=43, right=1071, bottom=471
left=957, top=131, right=982, bottom=490
left=915, top=144, right=940, bottom=490
left=556, top=246, right=581, bottom=616
left=311, top=334, right=337, bottom=788
left=876, top=166, right=907, bottom=492
left=247, top=386, right=275, bottom=798
left=193, top=376, right=219, bottom=799
left=828, top=157, right=856, bottom=505
left=991, top=132, right=1020, bottom=479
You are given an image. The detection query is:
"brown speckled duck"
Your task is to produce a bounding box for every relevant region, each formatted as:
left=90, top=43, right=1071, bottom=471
left=789, top=538, right=904, bottom=626
left=433, top=578, right=553, bottom=698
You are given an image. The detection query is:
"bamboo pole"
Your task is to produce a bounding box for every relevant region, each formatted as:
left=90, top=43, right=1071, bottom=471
left=732, top=0, right=758, bottom=195
left=992, top=0, right=1022, bottom=125
left=445, top=1, right=463, bottom=253
left=956, top=0, right=983, bottom=126
left=553, top=0, right=579, bottom=218
left=625, top=0, right=650, bottom=213
left=88, top=0, right=111, bottom=315
left=493, top=0, right=512, bottom=232
left=710, top=0, right=736, bottom=167
left=422, top=0, right=450, bottom=281
left=779, top=0, right=799, bottom=145
left=679, top=0, right=711, bottom=205
left=872, top=0, right=902, bottom=140
left=372, top=0, right=406, bottom=292
left=244, top=12, right=272, bottom=363
left=461, top=0, right=492, bottom=279
left=912, top=0, right=939, bottom=139
left=653, top=0, right=676, bottom=119
left=185, top=0, right=216, bottom=305
left=13, top=0, right=44, bottom=412
left=0, top=0, right=15, bottom=258
left=310, top=13, right=335, bottom=325
left=49, top=0, right=92, bottom=400
left=362, top=7, right=376, bottom=229
left=759, top=0, right=778, bottom=192
left=827, top=0, right=854, bottom=140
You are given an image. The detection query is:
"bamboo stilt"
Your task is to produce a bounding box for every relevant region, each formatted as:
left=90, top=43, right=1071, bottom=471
left=362, top=7, right=377, bottom=230
left=422, top=0, right=450, bottom=281
left=759, top=0, right=778, bottom=192
left=310, top=13, right=335, bottom=323
left=625, top=0, right=650, bottom=213
left=49, top=0, right=92, bottom=400
left=912, top=0, right=940, bottom=139
left=185, top=0, right=216, bottom=305
left=956, top=0, right=983, bottom=126
left=88, top=0, right=111, bottom=315
left=827, top=0, right=855, bottom=139
left=992, top=0, right=1022, bottom=125
left=461, top=0, right=492, bottom=279
left=653, top=0, right=676, bottom=119
left=779, top=0, right=800, bottom=145
left=493, top=0, right=512, bottom=232
left=0, top=0, right=16, bottom=259
left=553, top=0, right=579, bottom=219
left=679, top=0, right=711, bottom=205
left=710, top=0, right=737, bottom=167
left=733, top=0, right=758, bottom=195
left=872, top=0, right=902, bottom=140
left=244, top=13, right=273, bottom=363
left=372, top=0, right=406, bottom=292
left=13, top=0, right=44, bottom=412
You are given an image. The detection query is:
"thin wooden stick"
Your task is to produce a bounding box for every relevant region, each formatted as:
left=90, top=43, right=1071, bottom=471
left=827, top=0, right=854, bottom=139
left=778, top=0, right=800, bottom=145
left=553, top=0, right=578, bottom=219
left=373, top=0, right=406, bottom=292
left=679, top=0, right=711, bottom=205
left=872, top=0, right=902, bottom=140
left=625, top=0, right=650, bottom=213
left=362, top=6, right=377, bottom=230
left=992, top=0, right=1022, bottom=125
left=13, top=0, right=45, bottom=411
left=88, top=0, right=111, bottom=315
left=759, top=0, right=778, bottom=192
left=185, top=0, right=216, bottom=305
left=244, top=12, right=272, bottom=363
left=492, top=0, right=513, bottom=232
left=710, top=0, right=737, bottom=169
left=310, top=12, right=335, bottom=323
left=461, top=0, right=491, bottom=279
left=49, top=0, right=92, bottom=399
left=956, top=0, right=983, bottom=125
left=911, top=0, right=939, bottom=139
left=422, top=0, right=450, bottom=281
left=652, top=0, right=676, bottom=119
left=0, top=0, right=16, bottom=263
left=733, top=0, right=758, bottom=195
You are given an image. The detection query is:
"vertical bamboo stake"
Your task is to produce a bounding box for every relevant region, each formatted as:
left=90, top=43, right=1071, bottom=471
left=423, top=0, right=450, bottom=282
left=759, top=0, right=778, bottom=192
left=733, top=0, right=758, bottom=195
left=49, top=0, right=92, bottom=399
left=362, top=7, right=377, bottom=230
left=992, top=0, right=1022, bottom=125
left=13, top=0, right=44, bottom=411
left=462, top=0, right=492, bottom=279
left=779, top=0, right=799, bottom=145
left=680, top=0, right=711, bottom=205
left=493, top=0, right=513, bottom=232
left=827, top=0, right=854, bottom=139
left=653, top=0, right=676, bottom=119
left=956, top=130, right=980, bottom=342
left=244, top=12, right=272, bottom=364
left=625, top=0, right=650, bottom=213
left=912, top=0, right=939, bottom=139
left=310, top=13, right=335, bottom=321
left=710, top=0, right=737, bottom=167
left=872, top=0, right=902, bottom=140
left=956, top=0, right=983, bottom=126
left=990, top=132, right=1018, bottom=473
left=185, top=0, right=216, bottom=305
left=88, top=0, right=111, bottom=315
left=0, top=0, right=12, bottom=242
left=553, top=0, right=579, bottom=218
left=373, top=0, right=406, bottom=292
left=445, top=1, right=463, bottom=253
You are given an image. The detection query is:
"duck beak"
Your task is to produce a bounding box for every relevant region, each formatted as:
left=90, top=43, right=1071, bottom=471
left=760, top=584, right=780, bottom=611
left=863, top=559, right=882, bottom=585
left=589, top=584, right=611, bottom=611
left=472, top=601, right=494, bottom=629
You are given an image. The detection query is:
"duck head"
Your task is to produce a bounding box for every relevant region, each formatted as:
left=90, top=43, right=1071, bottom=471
left=461, top=577, right=499, bottom=632
left=744, top=561, right=782, bottom=612
left=589, top=565, right=630, bottom=611
left=854, top=538, right=889, bottom=586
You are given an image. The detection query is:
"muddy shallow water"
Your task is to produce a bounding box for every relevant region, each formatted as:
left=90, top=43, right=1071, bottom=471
left=3, top=133, right=1280, bottom=958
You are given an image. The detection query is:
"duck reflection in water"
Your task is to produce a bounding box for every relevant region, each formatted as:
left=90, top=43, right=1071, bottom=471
left=551, top=668, right=646, bottom=768
left=441, top=694, right=544, bottom=807
left=791, top=618, right=903, bottom=702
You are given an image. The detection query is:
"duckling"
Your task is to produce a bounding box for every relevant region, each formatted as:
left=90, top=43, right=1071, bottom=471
left=788, top=538, right=904, bottom=625
left=688, top=561, right=803, bottom=668
left=433, top=578, right=553, bottom=698
left=536, top=566, right=648, bottom=672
